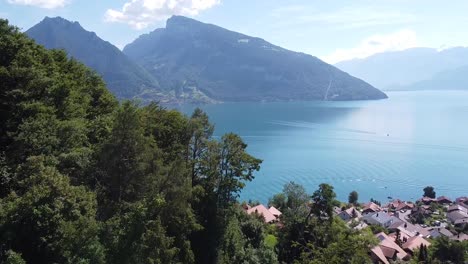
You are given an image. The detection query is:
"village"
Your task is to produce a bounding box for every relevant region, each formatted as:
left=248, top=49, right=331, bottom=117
left=243, top=193, right=468, bottom=264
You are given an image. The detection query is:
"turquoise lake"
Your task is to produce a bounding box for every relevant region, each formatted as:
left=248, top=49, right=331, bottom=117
left=179, top=91, right=468, bottom=203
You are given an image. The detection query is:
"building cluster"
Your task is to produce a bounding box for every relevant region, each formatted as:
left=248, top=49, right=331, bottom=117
left=243, top=195, right=468, bottom=264
left=336, top=196, right=468, bottom=263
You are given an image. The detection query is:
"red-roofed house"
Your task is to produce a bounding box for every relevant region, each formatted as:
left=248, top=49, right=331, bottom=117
left=437, top=196, right=452, bottom=204
left=268, top=206, right=282, bottom=218
left=247, top=204, right=282, bottom=223
left=371, top=232, right=409, bottom=263
left=455, top=196, right=468, bottom=204
left=387, top=200, right=415, bottom=211
left=338, top=207, right=362, bottom=222
left=371, top=246, right=390, bottom=264
left=420, top=197, right=436, bottom=205
left=402, top=236, right=431, bottom=255
left=362, top=202, right=382, bottom=214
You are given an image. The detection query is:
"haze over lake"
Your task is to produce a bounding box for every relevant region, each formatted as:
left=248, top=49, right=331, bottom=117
left=180, top=91, right=468, bottom=203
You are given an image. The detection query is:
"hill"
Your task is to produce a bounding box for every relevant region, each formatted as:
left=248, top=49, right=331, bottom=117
left=336, top=47, right=468, bottom=90
left=397, top=65, right=468, bottom=91
left=123, top=16, right=387, bottom=102
left=26, top=17, right=166, bottom=101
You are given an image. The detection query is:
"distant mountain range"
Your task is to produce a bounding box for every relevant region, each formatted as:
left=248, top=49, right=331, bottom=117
left=393, top=65, right=468, bottom=91
left=26, top=16, right=387, bottom=103
left=336, top=47, right=468, bottom=91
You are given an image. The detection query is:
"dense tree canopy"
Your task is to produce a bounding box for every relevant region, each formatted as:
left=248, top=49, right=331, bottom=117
left=423, top=186, right=436, bottom=198
left=0, top=18, right=274, bottom=264
left=348, top=190, right=358, bottom=205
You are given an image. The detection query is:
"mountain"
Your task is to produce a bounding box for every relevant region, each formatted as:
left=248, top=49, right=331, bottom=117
left=335, top=47, right=468, bottom=90
left=26, top=17, right=165, bottom=100
left=397, top=65, right=468, bottom=91
left=123, top=16, right=387, bottom=102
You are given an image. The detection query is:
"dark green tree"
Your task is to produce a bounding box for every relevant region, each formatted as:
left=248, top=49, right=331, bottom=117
left=4, top=251, right=26, bottom=264
left=423, top=186, right=436, bottom=198
left=216, top=133, right=262, bottom=207
left=191, top=133, right=261, bottom=263
left=430, top=236, right=467, bottom=263
left=217, top=209, right=278, bottom=264
left=187, top=108, right=214, bottom=185
left=348, top=190, right=359, bottom=205
left=310, top=183, right=338, bottom=222
left=97, top=101, right=158, bottom=210
left=102, top=197, right=180, bottom=264
left=0, top=158, right=105, bottom=264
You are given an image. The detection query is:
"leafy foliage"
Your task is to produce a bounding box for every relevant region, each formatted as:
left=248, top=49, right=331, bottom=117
left=430, top=236, right=467, bottom=263
left=348, top=190, right=358, bottom=205
left=274, top=183, right=378, bottom=263
left=423, top=186, right=436, bottom=198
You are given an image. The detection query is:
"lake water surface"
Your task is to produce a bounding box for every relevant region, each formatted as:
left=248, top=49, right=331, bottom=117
left=179, top=91, right=468, bottom=203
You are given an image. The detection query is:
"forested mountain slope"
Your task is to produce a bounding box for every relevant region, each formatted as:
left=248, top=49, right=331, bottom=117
left=124, top=16, right=387, bottom=102
left=26, top=17, right=165, bottom=100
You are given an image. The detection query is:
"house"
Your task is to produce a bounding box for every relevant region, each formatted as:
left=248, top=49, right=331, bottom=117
left=447, top=204, right=468, bottom=213
left=410, top=205, right=432, bottom=218
left=338, top=207, right=362, bottom=222
left=241, top=203, right=252, bottom=211
left=454, top=217, right=468, bottom=227
left=396, top=202, right=414, bottom=212
left=402, top=236, right=431, bottom=255
left=447, top=210, right=468, bottom=224
left=268, top=206, right=282, bottom=218
left=386, top=200, right=414, bottom=211
left=388, top=227, right=414, bottom=242
left=436, top=196, right=452, bottom=204
left=362, top=202, right=382, bottom=214
left=429, top=228, right=453, bottom=239
left=333, top=206, right=342, bottom=215
left=451, top=233, right=468, bottom=242
left=353, top=222, right=368, bottom=230
left=420, top=197, right=436, bottom=205
left=455, top=196, right=468, bottom=205
left=388, top=221, right=430, bottom=238
left=246, top=204, right=282, bottom=223
left=363, top=212, right=402, bottom=228
left=370, top=232, right=409, bottom=264
left=370, top=246, right=390, bottom=264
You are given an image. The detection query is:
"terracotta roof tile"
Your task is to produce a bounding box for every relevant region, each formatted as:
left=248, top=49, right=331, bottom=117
left=247, top=205, right=277, bottom=223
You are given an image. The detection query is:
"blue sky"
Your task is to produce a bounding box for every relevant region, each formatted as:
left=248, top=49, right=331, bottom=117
left=2, top=0, right=468, bottom=63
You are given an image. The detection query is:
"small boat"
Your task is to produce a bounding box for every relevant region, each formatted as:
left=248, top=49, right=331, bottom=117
left=387, top=196, right=393, bottom=199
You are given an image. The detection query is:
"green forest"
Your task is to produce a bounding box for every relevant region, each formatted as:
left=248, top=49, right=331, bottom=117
left=0, top=19, right=466, bottom=264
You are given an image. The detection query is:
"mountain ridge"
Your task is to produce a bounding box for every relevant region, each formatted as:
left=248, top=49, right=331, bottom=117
left=26, top=15, right=387, bottom=103
left=26, top=16, right=166, bottom=101
left=336, top=47, right=468, bottom=90
left=123, top=15, right=387, bottom=102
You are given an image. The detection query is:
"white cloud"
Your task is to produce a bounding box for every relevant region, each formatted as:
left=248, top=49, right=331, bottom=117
left=7, top=0, right=67, bottom=9
left=323, top=29, right=419, bottom=64
left=270, top=6, right=416, bottom=30
left=105, top=0, right=220, bottom=30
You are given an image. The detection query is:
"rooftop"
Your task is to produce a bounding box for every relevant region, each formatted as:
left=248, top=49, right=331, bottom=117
left=402, top=236, right=431, bottom=253
left=247, top=204, right=277, bottom=223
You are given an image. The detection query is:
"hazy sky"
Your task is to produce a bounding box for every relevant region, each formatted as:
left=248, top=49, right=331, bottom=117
left=2, top=0, right=468, bottom=63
